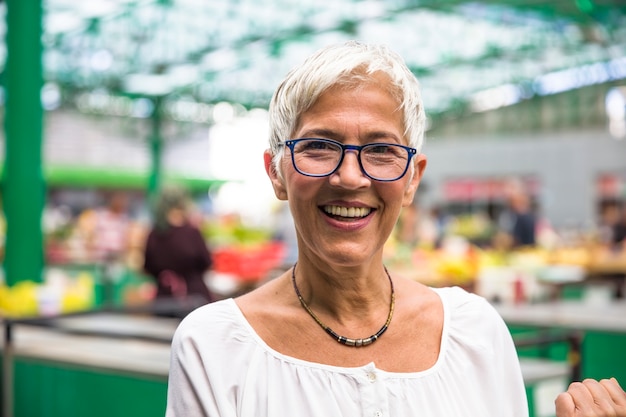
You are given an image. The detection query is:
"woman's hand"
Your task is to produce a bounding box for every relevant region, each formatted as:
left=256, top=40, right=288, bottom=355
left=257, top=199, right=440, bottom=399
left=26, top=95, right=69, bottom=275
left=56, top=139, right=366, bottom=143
left=555, top=378, right=626, bottom=416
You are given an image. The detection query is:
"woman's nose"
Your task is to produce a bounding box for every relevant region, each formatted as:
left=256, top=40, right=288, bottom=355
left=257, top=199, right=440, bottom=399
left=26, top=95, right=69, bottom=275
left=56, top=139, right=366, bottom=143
left=329, top=150, right=370, bottom=188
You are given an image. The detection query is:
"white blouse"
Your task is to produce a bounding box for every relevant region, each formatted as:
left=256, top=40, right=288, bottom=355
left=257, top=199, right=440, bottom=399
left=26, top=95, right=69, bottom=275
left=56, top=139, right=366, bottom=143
left=166, top=286, right=528, bottom=417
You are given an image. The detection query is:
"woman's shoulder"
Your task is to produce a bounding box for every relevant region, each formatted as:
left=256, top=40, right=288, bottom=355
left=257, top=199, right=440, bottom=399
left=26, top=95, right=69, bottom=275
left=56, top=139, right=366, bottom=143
left=433, top=286, right=508, bottom=339
left=433, top=285, right=490, bottom=309
left=431, top=286, right=517, bottom=362
left=172, top=299, right=248, bottom=346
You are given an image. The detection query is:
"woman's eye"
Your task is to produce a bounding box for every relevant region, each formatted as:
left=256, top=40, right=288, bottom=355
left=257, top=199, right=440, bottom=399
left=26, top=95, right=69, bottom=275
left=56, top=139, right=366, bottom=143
left=300, top=140, right=336, bottom=151
left=369, top=145, right=391, bottom=154
left=308, top=141, right=329, bottom=150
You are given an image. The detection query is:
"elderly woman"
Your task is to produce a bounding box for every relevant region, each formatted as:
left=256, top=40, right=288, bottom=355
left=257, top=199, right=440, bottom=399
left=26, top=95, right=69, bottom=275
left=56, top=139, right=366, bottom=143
left=166, top=41, right=625, bottom=417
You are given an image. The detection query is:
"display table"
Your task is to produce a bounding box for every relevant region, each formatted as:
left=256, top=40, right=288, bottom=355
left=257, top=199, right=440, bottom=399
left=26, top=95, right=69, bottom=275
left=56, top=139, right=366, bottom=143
left=496, top=299, right=626, bottom=417
left=544, top=247, right=626, bottom=299
left=0, top=299, right=200, bottom=417
left=496, top=300, right=626, bottom=334
left=5, top=313, right=177, bottom=376
left=587, top=248, right=626, bottom=276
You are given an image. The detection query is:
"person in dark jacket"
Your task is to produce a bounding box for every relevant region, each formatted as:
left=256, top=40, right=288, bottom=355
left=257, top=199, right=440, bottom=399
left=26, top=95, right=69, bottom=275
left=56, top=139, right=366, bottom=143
left=143, top=186, right=214, bottom=312
left=498, top=180, right=537, bottom=248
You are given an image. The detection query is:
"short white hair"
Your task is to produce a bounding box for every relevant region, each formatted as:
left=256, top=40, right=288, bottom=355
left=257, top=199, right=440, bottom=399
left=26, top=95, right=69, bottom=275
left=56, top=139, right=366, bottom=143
left=268, top=40, right=426, bottom=174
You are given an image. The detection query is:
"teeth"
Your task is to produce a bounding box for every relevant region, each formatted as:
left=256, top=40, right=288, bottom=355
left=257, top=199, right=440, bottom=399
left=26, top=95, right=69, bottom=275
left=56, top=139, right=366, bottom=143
left=323, top=205, right=371, bottom=218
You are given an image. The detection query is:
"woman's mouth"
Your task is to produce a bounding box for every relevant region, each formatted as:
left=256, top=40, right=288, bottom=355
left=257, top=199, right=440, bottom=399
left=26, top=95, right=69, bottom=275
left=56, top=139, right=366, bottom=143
left=322, top=205, right=372, bottom=219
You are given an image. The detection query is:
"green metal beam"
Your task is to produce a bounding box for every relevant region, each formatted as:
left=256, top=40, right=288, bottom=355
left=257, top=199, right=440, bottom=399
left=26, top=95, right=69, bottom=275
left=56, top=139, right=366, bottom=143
left=148, top=97, right=163, bottom=206
left=3, top=0, right=45, bottom=286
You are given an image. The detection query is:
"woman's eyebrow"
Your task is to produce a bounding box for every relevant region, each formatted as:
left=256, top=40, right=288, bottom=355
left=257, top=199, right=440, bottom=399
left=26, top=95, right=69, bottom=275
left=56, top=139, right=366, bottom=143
left=366, top=131, right=401, bottom=143
left=297, top=129, right=401, bottom=142
left=296, top=128, right=338, bottom=139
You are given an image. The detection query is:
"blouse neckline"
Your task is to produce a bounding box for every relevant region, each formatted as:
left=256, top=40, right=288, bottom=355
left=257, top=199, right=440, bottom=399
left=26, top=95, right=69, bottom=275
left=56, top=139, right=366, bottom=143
left=228, top=287, right=450, bottom=378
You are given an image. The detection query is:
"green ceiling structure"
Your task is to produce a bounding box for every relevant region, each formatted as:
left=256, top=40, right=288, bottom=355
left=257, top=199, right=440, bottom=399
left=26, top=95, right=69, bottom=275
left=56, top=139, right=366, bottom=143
left=30, top=0, right=626, bottom=117
left=1, top=0, right=625, bottom=286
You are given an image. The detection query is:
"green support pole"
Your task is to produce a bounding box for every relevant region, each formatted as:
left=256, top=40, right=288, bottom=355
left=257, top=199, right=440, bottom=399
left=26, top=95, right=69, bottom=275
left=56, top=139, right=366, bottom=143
left=2, top=0, right=45, bottom=285
left=148, top=96, right=163, bottom=206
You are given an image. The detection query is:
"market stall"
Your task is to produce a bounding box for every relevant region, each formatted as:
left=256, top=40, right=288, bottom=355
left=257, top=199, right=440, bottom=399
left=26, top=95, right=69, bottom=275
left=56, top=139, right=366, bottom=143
left=1, top=306, right=182, bottom=417
left=496, top=299, right=626, bottom=389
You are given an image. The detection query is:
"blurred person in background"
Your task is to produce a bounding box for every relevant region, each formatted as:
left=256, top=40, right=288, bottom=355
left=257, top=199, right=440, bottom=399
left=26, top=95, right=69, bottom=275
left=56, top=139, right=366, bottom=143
left=599, top=201, right=626, bottom=252
left=497, top=179, right=537, bottom=248
left=166, top=41, right=626, bottom=417
left=614, top=205, right=626, bottom=251
left=143, top=186, right=214, bottom=311
left=597, top=201, right=626, bottom=299
left=89, top=191, right=131, bottom=263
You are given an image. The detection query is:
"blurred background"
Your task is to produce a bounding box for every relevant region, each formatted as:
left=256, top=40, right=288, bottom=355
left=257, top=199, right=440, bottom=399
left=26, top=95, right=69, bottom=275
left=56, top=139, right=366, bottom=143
left=0, top=1, right=626, bottom=416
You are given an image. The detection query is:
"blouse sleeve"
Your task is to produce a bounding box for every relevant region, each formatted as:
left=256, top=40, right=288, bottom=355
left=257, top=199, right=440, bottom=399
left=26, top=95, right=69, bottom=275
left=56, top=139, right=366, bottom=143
left=166, top=307, right=229, bottom=417
left=166, top=302, right=241, bottom=417
left=443, top=287, right=529, bottom=417
left=166, top=321, right=205, bottom=416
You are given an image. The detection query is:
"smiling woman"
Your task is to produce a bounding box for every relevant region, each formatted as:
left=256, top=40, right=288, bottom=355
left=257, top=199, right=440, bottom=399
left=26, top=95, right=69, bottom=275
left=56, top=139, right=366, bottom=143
left=165, top=41, right=626, bottom=417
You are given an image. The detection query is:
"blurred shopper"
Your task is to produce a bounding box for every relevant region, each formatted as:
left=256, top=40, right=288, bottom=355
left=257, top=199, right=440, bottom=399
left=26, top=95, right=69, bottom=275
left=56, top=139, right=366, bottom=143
left=143, top=186, right=214, bottom=310
left=89, top=191, right=131, bottom=263
left=600, top=201, right=626, bottom=252
left=498, top=179, right=537, bottom=248
left=614, top=205, right=626, bottom=251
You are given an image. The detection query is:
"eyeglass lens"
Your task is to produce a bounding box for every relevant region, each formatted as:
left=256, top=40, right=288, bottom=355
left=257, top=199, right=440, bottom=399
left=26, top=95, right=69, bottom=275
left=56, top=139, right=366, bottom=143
left=291, top=139, right=411, bottom=180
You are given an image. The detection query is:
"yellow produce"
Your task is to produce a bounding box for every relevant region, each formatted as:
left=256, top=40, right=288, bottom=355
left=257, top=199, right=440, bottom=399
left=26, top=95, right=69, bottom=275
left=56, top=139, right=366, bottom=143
left=61, top=272, right=95, bottom=313
left=0, top=272, right=96, bottom=317
left=0, top=281, right=39, bottom=317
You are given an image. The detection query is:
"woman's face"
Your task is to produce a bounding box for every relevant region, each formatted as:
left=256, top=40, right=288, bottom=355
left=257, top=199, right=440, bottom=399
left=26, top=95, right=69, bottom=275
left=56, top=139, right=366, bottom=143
left=265, top=77, right=427, bottom=267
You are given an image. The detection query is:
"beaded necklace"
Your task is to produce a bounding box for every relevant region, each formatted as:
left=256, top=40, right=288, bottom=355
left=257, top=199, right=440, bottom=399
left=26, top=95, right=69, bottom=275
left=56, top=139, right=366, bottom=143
left=291, top=263, right=395, bottom=347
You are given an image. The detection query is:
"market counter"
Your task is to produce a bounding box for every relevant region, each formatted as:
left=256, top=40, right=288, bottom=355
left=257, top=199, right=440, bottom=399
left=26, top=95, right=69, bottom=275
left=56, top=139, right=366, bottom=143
left=2, top=310, right=572, bottom=417
left=1, top=312, right=180, bottom=417
left=4, top=313, right=178, bottom=377
left=496, top=299, right=626, bottom=332
left=495, top=300, right=626, bottom=391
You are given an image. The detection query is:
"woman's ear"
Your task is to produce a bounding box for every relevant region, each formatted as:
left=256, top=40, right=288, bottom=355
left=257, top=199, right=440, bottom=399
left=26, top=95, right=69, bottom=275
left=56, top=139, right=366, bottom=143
left=402, top=154, right=427, bottom=207
left=264, top=150, right=288, bottom=201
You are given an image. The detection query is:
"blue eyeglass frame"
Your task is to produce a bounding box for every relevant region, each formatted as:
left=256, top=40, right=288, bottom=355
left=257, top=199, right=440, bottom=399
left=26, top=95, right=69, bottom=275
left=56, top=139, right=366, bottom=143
left=281, top=138, right=417, bottom=182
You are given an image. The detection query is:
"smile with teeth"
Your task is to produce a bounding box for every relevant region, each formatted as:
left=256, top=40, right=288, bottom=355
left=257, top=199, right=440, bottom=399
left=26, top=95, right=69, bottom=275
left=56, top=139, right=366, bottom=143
left=323, top=205, right=372, bottom=218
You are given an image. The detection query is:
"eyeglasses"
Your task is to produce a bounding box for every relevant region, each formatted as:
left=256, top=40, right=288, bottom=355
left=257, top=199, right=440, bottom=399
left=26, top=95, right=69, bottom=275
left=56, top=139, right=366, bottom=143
left=281, top=138, right=417, bottom=182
